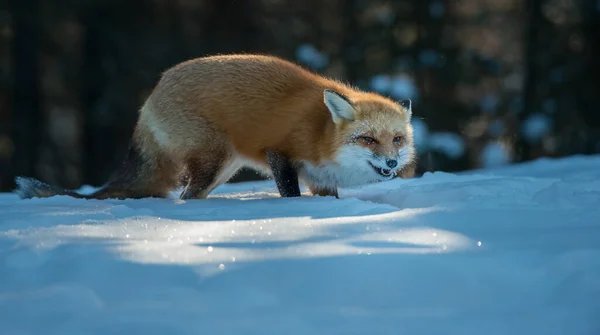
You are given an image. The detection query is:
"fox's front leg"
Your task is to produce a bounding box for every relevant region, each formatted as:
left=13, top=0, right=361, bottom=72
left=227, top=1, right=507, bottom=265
left=266, top=150, right=301, bottom=198
left=309, top=186, right=339, bottom=199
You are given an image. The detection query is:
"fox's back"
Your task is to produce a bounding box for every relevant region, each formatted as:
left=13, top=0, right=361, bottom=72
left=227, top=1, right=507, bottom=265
left=145, top=54, right=343, bottom=162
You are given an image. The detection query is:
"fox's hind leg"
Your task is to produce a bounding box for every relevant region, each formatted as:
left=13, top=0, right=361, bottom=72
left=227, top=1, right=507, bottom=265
left=179, top=147, right=242, bottom=200
left=179, top=154, right=223, bottom=200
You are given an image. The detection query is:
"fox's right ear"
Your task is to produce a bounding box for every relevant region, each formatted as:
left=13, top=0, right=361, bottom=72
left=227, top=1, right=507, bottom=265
left=399, top=99, right=412, bottom=119
left=323, top=89, right=357, bottom=124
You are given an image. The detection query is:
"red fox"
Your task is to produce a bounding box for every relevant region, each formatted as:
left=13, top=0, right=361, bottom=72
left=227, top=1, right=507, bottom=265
left=15, top=54, right=415, bottom=200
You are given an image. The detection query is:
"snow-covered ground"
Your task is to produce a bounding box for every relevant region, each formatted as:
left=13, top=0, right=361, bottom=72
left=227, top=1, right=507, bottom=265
left=1, top=155, right=600, bottom=335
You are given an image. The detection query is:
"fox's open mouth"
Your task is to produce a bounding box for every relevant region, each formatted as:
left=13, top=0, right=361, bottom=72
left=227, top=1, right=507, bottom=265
left=368, top=162, right=394, bottom=177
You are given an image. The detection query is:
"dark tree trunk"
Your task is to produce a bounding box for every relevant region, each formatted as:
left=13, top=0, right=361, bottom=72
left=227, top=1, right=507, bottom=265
left=10, top=0, right=41, bottom=182
left=518, top=0, right=542, bottom=162
left=580, top=0, right=600, bottom=153
left=81, top=5, right=116, bottom=187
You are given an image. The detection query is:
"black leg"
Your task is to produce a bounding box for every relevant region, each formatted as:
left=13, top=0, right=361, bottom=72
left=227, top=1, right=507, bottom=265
left=267, top=150, right=301, bottom=197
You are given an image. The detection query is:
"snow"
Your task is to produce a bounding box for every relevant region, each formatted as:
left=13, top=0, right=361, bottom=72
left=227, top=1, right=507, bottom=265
left=480, top=141, right=511, bottom=168
left=479, top=93, right=500, bottom=114
left=390, top=75, right=419, bottom=101
left=295, top=44, right=329, bottom=70
left=522, top=113, right=553, bottom=143
left=369, top=73, right=418, bottom=102
left=2, top=155, right=600, bottom=334
left=427, top=131, right=466, bottom=159
left=370, top=74, right=392, bottom=94
left=410, top=117, right=430, bottom=151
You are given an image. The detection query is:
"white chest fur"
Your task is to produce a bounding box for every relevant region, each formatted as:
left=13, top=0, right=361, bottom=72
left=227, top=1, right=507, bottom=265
left=298, top=160, right=378, bottom=189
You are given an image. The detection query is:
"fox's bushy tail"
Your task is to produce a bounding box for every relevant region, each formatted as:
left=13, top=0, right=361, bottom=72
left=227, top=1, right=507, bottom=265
left=13, top=175, right=143, bottom=200
left=13, top=138, right=177, bottom=200
left=14, top=176, right=94, bottom=199
left=13, top=143, right=142, bottom=200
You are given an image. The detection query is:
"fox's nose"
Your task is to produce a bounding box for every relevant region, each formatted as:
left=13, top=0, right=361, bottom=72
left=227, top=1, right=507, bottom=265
left=386, top=159, right=398, bottom=168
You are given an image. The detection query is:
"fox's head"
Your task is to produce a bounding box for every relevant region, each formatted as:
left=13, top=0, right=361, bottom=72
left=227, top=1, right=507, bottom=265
left=324, top=89, right=415, bottom=182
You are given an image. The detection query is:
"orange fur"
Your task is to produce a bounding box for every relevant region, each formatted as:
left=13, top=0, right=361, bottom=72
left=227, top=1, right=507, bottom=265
left=14, top=54, right=415, bottom=200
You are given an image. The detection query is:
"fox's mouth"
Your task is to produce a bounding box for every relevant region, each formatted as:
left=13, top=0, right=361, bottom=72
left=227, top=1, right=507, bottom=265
left=368, top=162, right=394, bottom=177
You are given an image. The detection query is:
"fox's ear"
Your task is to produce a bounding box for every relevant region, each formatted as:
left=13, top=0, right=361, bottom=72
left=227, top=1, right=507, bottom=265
left=399, top=99, right=412, bottom=119
left=323, top=89, right=357, bottom=124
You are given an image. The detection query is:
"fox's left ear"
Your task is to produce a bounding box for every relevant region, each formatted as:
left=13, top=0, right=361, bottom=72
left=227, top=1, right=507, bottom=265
left=399, top=99, right=412, bottom=119
left=323, top=89, right=357, bottom=124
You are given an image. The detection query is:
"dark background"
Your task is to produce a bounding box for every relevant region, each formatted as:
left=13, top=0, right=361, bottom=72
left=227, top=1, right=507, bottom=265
left=0, top=0, right=599, bottom=192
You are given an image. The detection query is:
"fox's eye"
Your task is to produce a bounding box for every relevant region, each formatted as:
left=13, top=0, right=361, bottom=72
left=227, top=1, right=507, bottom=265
left=360, top=136, right=377, bottom=144
left=393, top=136, right=404, bottom=144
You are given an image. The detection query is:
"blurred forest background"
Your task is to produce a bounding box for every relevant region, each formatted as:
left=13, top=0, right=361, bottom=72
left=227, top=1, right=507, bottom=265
left=0, top=0, right=599, bottom=192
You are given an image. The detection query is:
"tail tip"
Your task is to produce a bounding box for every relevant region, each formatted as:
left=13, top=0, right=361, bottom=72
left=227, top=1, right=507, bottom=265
left=14, top=176, right=52, bottom=199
